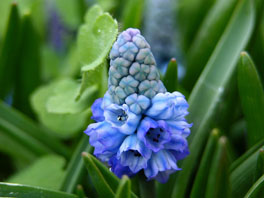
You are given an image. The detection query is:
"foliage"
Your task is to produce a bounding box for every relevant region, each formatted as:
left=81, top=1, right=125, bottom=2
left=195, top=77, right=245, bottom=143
left=0, top=0, right=263, bottom=197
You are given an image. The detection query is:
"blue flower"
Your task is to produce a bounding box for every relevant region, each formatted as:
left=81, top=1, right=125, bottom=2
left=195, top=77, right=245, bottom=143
left=85, top=28, right=192, bottom=183
left=84, top=122, right=126, bottom=162
left=145, top=92, right=189, bottom=120
left=104, top=104, right=141, bottom=135
left=144, top=150, right=181, bottom=183
left=137, top=117, right=171, bottom=152
left=117, top=134, right=152, bottom=173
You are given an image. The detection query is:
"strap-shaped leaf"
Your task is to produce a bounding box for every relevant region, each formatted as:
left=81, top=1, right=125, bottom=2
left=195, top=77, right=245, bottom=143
left=245, top=174, right=264, bottom=198
left=230, top=144, right=264, bottom=197
left=115, top=176, right=131, bottom=198
left=83, top=152, right=138, bottom=198
left=172, top=0, right=255, bottom=197
left=13, top=12, right=41, bottom=117
left=237, top=52, right=264, bottom=146
left=163, top=58, right=178, bottom=92
left=0, top=182, right=78, bottom=198
left=205, top=136, right=231, bottom=198
left=121, top=0, right=143, bottom=30
left=191, top=129, right=220, bottom=197
left=61, top=135, right=93, bottom=193
left=82, top=152, right=115, bottom=198
left=183, top=0, right=237, bottom=90
left=0, top=101, right=70, bottom=159
left=0, top=2, right=20, bottom=99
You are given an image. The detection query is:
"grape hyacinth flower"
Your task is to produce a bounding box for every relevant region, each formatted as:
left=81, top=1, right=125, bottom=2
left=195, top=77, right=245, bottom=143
left=84, top=28, right=192, bottom=183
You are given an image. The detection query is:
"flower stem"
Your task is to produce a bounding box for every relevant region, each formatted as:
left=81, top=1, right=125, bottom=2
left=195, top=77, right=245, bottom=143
left=139, top=174, right=156, bottom=198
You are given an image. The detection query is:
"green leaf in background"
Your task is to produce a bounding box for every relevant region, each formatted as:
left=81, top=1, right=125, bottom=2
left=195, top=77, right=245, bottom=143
left=205, top=136, right=231, bottom=198
left=163, top=58, right=178, bottom=92
left=61, top=135, right=93, bottom=193
left=85, top=152, right=138, bottom=198
left=183, top=0, right=237, bottom=90
left=190, top=129, right=220, bottom=198
left=82, top=152, right=115, bottom=198
left=0, top=101, right=70, bottom=159
left=30, top=80, right=91, bottom=138
left=245, top=174, right=264, bottom=198
left=230, top=144, right=264, bottom=197
left=116, top=176, right=131, bottom=198
left=172, top=0, right=255, bottom=197
left=76, top=185, right=86, bottom=198
left=254, top=148, right=264, bottom=182
left=176, top=0, right=216, bottom=51
left=237, top=52, right=264, bottom=147
left=46, top=79, right=97, bottom=114
left=0, top=182, right=78, bottom=198
left=13, top=11, right=41, bottom=117
left=121, top=0, right=143, bottom=29
left=0, top=2, right=20, bottom=100
left=8, top=155, right=65, bottom=190
left=76, top=4, right=118, bottom=99
left=0, top=0, right=13, bottom=40
left=51, top=0, right=83, bottom=29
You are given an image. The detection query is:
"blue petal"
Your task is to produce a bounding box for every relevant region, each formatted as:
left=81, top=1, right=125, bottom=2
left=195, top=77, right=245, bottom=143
left=164, top=134, right=188, bottom=151
left=84, top=122, right=126, bottom=162
left=165, top=120, right=193, bottom=138
left=91, top=98, right=104, bottom=122
left=109, top=156, right=134, bottom=178
left=104, top=104, right=141, bottom=135
left=117, top=134, right=152, bottom=173
left=137, top=117, right=171, bottom=152
left=145, top=92, right=189, bottom=120
left=144, top=150, right=180, bottom=183
left=171, top=147, right=190, bottom=161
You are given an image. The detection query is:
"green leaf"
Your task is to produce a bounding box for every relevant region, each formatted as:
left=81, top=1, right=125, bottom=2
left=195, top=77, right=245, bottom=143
left=82, top=152, right=115, bottom=198
left=61, top=135, right=93, bottom=193
left=46, top=79, right=97, bottom=114
left=190, top=129, right=220, bottom=198
left=177, top=0, right=216, bottom=51
left=0, top=0, right=13, bottom=40
left=13, top=11, right=41, bottom=117
left=230, top=144, right=264, bottom=197
left=115, top=176, right=131, bottom=198
left=254, top=149, right=264, bottom=182
left=0, top=2, right=20, bottom=99
left=205, top=136, right=231, bottom=198
left=121, top=0, right=143, bottom=29
left=30, top=80, right=91, bottom=138
left=52, top=0, right=82, bottom=29
left=183, top=0, right=237, bottom=90
left=8, top=155, right=65, bottom=190
left=0, top=182, right=78, bottom=198
left=237, top=52, right=264, bottom=147
left=163, top=58, right=178, bottom=92
left=76, top=185, right=86, bottom=198
left=245, top=174, right=264, bottom=198
left=82, top=152, right=138, bottom=198
left=76, top=5, right=118, bottom=99
left=172, top=0, right=255, bottom=197
left=0, top=103, right=56, bottom=158
left=0, top=101, right=70, bottom=159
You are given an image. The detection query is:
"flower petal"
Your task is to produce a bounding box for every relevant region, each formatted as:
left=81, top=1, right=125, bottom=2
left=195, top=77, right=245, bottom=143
left=104, top=104, right=141, bottom=134
left=84, top=122, right=126, bottom=161
left=117, top=134, right=152, bottom=173
left=144, top=150, right=180, bottom=183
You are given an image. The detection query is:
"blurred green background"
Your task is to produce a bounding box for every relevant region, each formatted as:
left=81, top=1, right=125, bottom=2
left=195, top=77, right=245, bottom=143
left=0, top=0, right=264, bottom=197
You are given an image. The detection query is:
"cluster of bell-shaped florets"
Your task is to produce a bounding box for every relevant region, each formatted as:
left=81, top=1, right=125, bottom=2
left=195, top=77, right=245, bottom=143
left=85, top=28, right=192, bottom=183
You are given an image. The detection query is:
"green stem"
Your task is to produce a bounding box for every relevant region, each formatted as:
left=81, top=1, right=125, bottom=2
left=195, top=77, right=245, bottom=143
left=139, top=174, right=156, bottom=198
